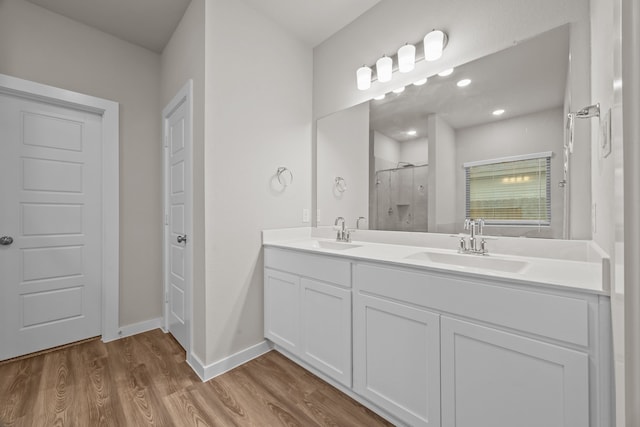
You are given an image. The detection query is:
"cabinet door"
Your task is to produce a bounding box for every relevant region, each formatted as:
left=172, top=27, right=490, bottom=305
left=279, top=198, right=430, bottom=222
left=300, top=278, right=352, bottom=387
left=441, top=317, right=589, bottom=427
left=354, top=293, right=440, bottom=427
left=264, top=269, right=300, bottom=355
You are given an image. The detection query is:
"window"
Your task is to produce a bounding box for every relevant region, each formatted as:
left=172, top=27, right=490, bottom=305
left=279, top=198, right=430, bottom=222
left=464, top=153, right=552, bottom=226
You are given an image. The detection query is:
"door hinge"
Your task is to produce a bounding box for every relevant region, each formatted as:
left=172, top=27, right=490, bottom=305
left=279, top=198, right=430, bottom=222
left=165, top=211, right=169, bottom=225
left=165, top=291, right=169, bottom=303
left=164, top=136, right=169, bottom=148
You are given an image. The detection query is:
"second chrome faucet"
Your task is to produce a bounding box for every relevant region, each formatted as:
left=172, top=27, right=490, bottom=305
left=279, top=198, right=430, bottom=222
left=334, top=217, right=350, bottom=242
left=334, top=216, right=367, bottom=243
left=459, top=218, right=489, bottom=255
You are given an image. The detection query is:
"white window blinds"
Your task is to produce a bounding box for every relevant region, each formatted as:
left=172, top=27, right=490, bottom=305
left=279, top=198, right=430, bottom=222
left=465, top=155, right=551, bottom=226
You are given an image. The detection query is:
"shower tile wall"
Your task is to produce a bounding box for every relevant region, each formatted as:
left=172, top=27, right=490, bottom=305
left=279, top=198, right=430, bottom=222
left=375, top=165, right=428, bottom=231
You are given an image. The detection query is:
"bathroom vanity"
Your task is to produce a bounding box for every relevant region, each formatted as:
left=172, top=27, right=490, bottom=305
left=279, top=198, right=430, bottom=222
left=262, top=229, right=612, bottom=427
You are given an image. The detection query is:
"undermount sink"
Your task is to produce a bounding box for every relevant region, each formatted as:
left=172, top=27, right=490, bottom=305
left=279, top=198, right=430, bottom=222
left=404, top=251, right=529, bottom=273
left=311, top=240, right=362, bottom=251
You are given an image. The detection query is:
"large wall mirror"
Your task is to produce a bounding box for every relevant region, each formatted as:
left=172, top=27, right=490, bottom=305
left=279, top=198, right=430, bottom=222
left=316, top=21, right=592, bottom=239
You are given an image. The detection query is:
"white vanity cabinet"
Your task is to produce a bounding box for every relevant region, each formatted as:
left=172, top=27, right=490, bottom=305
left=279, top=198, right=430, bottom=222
left=354, top=262, right=609, bottom=427
left=264, top=247, right=352, bottom=387
left=353, top=293, right=441, bottom=427
left=263, top=242, right=612, bottom=427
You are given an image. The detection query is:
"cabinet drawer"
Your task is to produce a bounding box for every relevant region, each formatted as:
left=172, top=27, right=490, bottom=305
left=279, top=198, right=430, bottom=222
left=265, top=247, right=351, bottom=287
left=356, top=263, right=589, bottom=347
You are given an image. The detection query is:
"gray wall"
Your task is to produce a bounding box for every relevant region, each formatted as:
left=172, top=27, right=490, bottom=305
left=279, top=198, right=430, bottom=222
left=202, top=0, right=313, bottom=365
left=161, top=0, right=207, bottom=361
left=317, top=102, right=370, bottom=227
left=0, top=0, right=163, bottom=327
left=428, top=115, right=457, bottom=233
left=313, top=0, right=589, bottom=120
left=455, top=107, right=565, bottom=238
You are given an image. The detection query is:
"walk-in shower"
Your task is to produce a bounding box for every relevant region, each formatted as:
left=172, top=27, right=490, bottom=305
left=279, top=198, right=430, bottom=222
left=562, top=103, right=600, bottom=239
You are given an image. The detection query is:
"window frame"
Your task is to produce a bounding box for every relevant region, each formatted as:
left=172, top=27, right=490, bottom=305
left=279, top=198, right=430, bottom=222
left=464, top=152, right=553, bottom=227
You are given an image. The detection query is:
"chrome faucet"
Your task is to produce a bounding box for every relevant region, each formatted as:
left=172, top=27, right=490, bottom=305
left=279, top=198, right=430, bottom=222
left=356, top=216, right=367, bottom=230
left=334, top=217, right=351, bottom=242
left=460, top=218, right=488, bottom=255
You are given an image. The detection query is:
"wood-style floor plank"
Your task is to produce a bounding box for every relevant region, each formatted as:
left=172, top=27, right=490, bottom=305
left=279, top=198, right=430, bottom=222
left=0, top=329, right=392, bottom=427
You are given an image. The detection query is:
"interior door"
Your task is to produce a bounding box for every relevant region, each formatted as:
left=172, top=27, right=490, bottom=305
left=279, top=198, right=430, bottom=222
left=163, top=83, right=192, bottom=352
left=0, top=92, right=102, bottom=361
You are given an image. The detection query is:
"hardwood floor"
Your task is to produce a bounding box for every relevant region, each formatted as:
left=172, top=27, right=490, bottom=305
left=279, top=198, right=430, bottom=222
left=0, top=329, right=393, bottom=426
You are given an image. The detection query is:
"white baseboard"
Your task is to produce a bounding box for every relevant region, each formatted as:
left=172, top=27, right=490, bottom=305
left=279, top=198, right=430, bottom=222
left=102, top=317, right=164, bottom=342
left=187, top=340, right=274, bottom=382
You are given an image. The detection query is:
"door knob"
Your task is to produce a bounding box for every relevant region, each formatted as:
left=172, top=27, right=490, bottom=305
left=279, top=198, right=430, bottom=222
left=177, top=234, right=187, bottom=244
left=0, top=236, right=14, bottom=246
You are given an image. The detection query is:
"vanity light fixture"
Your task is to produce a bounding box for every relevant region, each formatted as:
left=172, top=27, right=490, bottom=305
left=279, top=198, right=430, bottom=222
left=397, top=43, right=416, bottom=73
left=456, top=78, right=471, bottom=87
left=376, top=55, right=393, bottom=82
left=355, top=29, right=450, bottom=90
left=423, top=29, right=447, bottom=61
left=374, top=93, right=386, bottom=100
left=392, top=86, right=405, bottom=94
left=492, top=109, right=505, bottom=116
left=357, top=65, right=372, bottom=90
left=438, top=68, right=454, bottom=77
left=413, top=77, right=428, bottom=86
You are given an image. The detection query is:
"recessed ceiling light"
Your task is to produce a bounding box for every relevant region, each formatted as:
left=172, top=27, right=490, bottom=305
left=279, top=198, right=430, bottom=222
left=374, top=94, right=386, bottom=100
left=492, top=109, right=505, bottom=116
left=393, top=86, right=405, bottom=94
left=438, top=68, right=454, bottom=77
left=456, top=78, right=471, bottom=87
left=407, top=130, right=417, bottom=136
left=413, top=78, right=428, bottom=86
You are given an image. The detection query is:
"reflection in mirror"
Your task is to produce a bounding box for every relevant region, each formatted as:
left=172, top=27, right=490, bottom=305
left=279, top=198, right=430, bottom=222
left=316, top=23, right=591, bottom=239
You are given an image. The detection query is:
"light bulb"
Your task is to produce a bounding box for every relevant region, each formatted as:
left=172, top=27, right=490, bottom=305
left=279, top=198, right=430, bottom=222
left=424, top=30, right=446, bottom=61
left=356, top=65, right=372, bottom=90
left=392, top=86, right=405, bottom=94
left=438, top=68, right=454, bottom=77
left=374, top=94, right=386, bottom=100
left=376, top=56, right=393, bottom=83
left=492, top=109, right=505, bottom=116
left=397, top=43, right=416, bottom=73
left=413, top=78, right=428, bottom=86
left=456, top=78, right=471, bottom=87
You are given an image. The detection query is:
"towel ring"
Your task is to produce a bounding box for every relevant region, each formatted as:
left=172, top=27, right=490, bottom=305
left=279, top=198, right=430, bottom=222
left=335, top=176, right=347, bottom=193
left=277, top=167, right=293, bottom=186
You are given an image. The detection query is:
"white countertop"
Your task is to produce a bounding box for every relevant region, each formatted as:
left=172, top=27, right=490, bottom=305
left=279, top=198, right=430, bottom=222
left=262, top=228, right=609, bottom=296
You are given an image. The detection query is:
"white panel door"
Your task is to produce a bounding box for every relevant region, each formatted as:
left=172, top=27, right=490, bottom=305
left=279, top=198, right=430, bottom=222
left=300, top=278, right=352, bottom=387
left=164, top=94, right=191, bottom=351
left=0, top=93, right=101, bottom=361
left=353, top=293, right=441, bottom=427
left=441, top=316, right=589, bottom=427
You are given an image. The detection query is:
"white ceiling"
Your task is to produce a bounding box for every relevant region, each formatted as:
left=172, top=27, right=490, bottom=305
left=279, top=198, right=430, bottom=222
left=26, top=0, right=191, bottom=53
left=25, top=0, right=382, bottom=53
left=241, top=0, right=383, bottom=47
